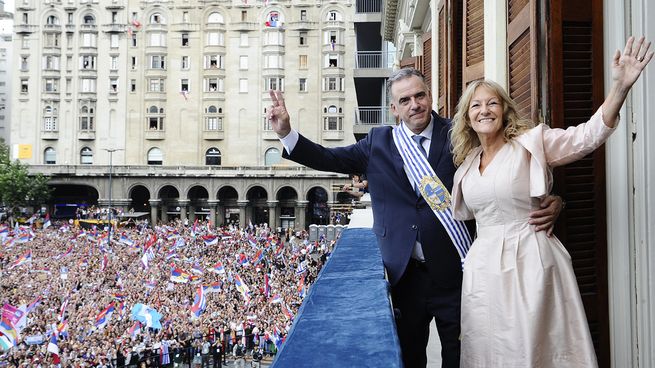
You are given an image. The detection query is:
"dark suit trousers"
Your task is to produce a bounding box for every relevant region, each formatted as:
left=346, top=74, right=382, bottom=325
left=391, top=260, right=462, bottom=368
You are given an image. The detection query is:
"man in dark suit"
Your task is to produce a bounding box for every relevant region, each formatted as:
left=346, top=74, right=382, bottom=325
left=268, top=68, right=561, bottom=367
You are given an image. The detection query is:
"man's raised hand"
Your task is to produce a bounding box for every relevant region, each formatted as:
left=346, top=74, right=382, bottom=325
left=268, top=90, right=291, bottom=138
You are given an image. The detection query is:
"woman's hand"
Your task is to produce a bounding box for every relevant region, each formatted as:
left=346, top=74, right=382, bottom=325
left=612, top=36, right=653, bottom=91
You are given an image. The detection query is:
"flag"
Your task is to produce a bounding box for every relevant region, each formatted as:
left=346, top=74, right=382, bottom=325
left=297, top=275, right=306, bottom=297
left=234, top=273, right=251, bottom=302
left=173, top=237, right=185, bottom=249
left=191, top=263, right=204, bottom=275
left=282, top=304, right=294, bottom=320
left=127, top=26, right=133, bottom=37
left=170, top=268, right=190, bottom=283
left=210, top=261, right=225, bottom=274
left=0, top=225, right=8, bottom=240
left=56, top=320, right=68, bottom=338
left=43, top=213, right=52, bottom=229
left=237, top=253, right=249, bottom=267
left=203, top=235, right=218, bottom=246
left=161, top=340, right=171, bottom=365
left=119, top=234, right=135, bottom=246
left=0, top=318, right=19, bottom=348
left=295, top=260, right=307, bottom=275
left=331, top=39, right=336, bottom=50
left=141, top=251, right=149, bottom=270
left=56, top=245, right=74, bottom=259
left=203, top=281, right=222, bottom=293
left=191, top=219, right=199, bottom=236
left=26, top=296, right=42, bottom=314
left=272, top=327, right=283, bottom=349
left=58, top=296, right=69, bottom=322
left=253, top=249, right=265, bottom=265
left=166, top=250, right=178, bottom=261
left=128, top=321, right=141, bottom=338
left=190, top=286, right=207, bottom=317
left=9, top=249, right=32, bottom=269
left=101, top=254, right=108, bottom=272
left=47, top=332, right=59, bottom=356
left=264, top=274, right=271, bottom=298
left=94, top=303, right=115, bottom=329
left=130, top=303, right=162, bottom=330
left=131, top=19, right=142, bottom=28
left=145, top=280, right=157, bottom=290
left=270, top=294, right=282, bottom=304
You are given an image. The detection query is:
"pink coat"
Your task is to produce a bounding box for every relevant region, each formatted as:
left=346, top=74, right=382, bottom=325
left=452, top=107, right=617, bottom=221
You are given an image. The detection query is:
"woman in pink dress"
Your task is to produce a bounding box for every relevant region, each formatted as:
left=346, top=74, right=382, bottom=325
left=449, top=37, right=652, bottom=367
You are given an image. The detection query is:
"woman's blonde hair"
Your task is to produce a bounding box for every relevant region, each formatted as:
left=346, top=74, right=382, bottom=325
left=450, top=79, right=534, bottom=166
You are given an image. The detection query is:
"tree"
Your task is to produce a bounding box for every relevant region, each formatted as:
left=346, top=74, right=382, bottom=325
left=0, top=141, right=51, bottom=223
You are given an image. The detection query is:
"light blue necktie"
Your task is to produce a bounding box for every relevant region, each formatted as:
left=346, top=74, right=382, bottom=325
left=412, top=135, right=427, bottom=196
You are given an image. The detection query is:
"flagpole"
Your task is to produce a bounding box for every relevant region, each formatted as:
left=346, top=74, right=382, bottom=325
left=102, top=148, right=123, bottom=247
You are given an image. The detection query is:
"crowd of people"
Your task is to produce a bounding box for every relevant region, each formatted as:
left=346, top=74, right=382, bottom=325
left=0, top=217, right=333, bottom=367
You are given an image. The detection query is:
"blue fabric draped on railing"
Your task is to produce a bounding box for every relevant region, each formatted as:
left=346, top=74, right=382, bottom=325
left=271, top=228, right=402, bottom=367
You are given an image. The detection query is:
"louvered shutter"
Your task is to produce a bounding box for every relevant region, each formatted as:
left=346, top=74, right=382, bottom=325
left=437, top=2, right=447, bottom=116
left=507, top=0, right=538, bottom=122
left=547, top=1, right=609, bottom=365
left=462, top=0, right=484, bottom=86
left=422, top=33, right=432, bottom=88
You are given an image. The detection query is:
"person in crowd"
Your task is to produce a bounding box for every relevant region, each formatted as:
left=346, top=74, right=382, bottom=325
left=267, top=68, right=562, bottom=367
left=0, top=219, right=330, bottom=367
left=341, top=173, right=368, bottom=200
left=449, top=36, right=652, bottom=367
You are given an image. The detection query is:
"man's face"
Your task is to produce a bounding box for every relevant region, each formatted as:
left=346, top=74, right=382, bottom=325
left=390, top=75, right=433, bottom=134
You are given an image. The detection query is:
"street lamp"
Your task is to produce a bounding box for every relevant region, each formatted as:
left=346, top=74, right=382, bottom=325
left=103, top=148, right=123, bottom=246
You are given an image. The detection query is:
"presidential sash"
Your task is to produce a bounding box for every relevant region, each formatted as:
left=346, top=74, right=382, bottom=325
left=392, top=125, right=472, bottom=266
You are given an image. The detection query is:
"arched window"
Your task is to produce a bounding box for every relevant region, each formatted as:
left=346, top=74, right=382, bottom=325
left=204, top=105, right=223, bottom=131
left=265, top=147, right=281, bottom=166
left=150, top=13, right=165, bottom=24
left=326, top=10, right=341, bottom=21
left=44, top=147, right=56, bottom=165
left=43, top=104, right=58, bottom=131
left=80, top=147, right=93, bottom=164
left=205, top=148, right=221, bottom=166
left=207, top=12, right=224, bottom=24
left=146, top=105, right=165, bottom=130
left=83, top=14, right=95, bottom=24
left=323, top=105, right=342, bottom=131
left=147, top=147, right=163, bottom=165
left=79, top=104, right=95, bottom=131
left=46, top=15, right=59, bottom=25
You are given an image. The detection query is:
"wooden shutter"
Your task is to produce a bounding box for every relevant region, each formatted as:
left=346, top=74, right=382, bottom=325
left=548, top=0, right=609, bottom=365
left=507, top=0, right=538, bottom=122
left=437, top=2, right=447, bottom=116
left=462, top=0, right=484, bottom=86
left=436, top=0, right=463, bottom=117
left=422, top=33, right=432, bottom=88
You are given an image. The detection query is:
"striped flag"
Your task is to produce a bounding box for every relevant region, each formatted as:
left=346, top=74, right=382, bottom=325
left=190, top=286, right=207, bottom=317
left=210, top=261, right=225, bottom=274
left=9, top=250, right=32, bottom=269
left=203, top=235, right=218, bottom=246
left=94, top=303, right=115, bottom=329
left=128, top=321, right=141, bottom=338
left=270, top=294, right=283, bottom=304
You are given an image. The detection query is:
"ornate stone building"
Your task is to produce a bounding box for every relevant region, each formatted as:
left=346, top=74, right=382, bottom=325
left=10, top=0, right=390, bottom=228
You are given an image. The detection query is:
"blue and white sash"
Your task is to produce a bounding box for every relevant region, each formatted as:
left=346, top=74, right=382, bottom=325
left=392, top=125, right=472, bottom=266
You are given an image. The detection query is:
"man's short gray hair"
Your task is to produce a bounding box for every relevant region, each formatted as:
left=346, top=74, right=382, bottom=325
left=387, top=68, right=427, bottom=97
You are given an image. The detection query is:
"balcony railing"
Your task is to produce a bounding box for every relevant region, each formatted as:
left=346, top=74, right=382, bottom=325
left=355, top=106, right=394, bottom=126
left=355, top=0, right=382, bottom=13
left=355, top=51, right=394, bottom=69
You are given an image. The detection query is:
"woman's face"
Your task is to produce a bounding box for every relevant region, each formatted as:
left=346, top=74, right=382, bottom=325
left=468, top=86, right=504, bottom=140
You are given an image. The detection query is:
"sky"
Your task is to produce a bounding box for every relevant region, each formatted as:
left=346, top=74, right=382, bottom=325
left=4, top=0, right=13, bottom=12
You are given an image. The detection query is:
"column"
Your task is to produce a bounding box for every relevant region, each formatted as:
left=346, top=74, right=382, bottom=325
left=207, top=200, right=220, bottom=227
left=148, top=199, right=161, bottom=225
left=237, top=200, right=249, bottom=228
left=296, top=200, right=309, bottom=230
left=267, top=200, right=279, bottom=229
left=178, top=199, right=190, bottom=223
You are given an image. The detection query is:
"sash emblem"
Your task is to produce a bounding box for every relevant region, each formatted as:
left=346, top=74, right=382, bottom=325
left=419, top=176, right=451, bottom=211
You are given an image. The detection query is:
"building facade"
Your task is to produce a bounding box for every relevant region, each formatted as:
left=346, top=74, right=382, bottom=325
left=382, top=0, right=655, bottom=366
left=0, top=0, right=11, bottom=143
left=10, top=0, right=388, bottom=229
